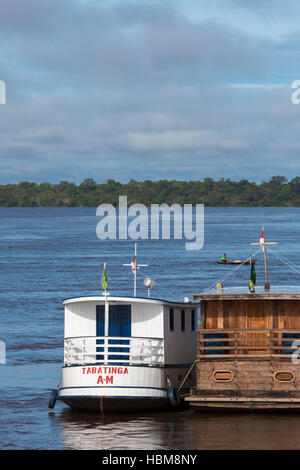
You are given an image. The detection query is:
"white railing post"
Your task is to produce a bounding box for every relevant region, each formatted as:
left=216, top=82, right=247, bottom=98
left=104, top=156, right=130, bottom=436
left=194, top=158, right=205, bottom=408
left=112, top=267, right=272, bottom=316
left=129, top=337, right=132, bottom=365
left=82, top=337, right=85, bottom=363
left=104, top=337, right=108, bottom=365
left=64, top=336, right=164, bottom=366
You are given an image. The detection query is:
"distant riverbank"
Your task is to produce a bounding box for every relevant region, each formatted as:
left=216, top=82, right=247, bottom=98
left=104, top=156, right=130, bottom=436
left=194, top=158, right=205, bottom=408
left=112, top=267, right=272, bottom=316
left=0, top=176, right=299, bottom=207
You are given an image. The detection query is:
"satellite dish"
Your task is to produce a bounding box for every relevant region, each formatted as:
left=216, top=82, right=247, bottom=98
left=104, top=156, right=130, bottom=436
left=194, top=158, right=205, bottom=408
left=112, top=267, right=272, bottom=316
left=144, top=278, right=155, bottom=297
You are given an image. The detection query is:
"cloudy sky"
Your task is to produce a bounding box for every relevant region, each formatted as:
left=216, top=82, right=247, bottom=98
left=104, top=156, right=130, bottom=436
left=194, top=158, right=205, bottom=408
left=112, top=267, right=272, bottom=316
left=0, top=0, right=300, bottom=184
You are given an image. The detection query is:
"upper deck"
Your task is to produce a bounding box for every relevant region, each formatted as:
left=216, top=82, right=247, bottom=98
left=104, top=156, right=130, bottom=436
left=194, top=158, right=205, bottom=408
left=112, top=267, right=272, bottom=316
left=64, top=295, right=195, bottom=308
left=193, top=286, right=300, bottom=301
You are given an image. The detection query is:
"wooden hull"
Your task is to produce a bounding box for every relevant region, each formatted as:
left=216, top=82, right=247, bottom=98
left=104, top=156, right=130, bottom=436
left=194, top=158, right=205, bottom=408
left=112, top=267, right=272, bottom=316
left=186, top=357, right=300, bottom=413
left=186, top=396, right=300, bottom=412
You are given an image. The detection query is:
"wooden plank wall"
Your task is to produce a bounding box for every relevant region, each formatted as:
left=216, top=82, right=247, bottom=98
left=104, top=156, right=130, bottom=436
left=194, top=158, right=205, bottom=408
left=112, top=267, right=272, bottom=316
left=196, top=359, right=300, bottom=395
left=203, top=299, right=300, bottom=330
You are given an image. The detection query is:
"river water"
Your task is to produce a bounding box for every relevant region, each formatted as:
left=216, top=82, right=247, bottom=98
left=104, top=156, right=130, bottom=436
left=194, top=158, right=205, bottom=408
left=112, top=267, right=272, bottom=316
left=1, top=206, right=300, bottom=450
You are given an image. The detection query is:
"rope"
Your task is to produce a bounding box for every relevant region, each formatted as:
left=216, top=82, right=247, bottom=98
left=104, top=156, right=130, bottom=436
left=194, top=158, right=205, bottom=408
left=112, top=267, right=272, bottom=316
left=268, top=248, right=300, bottom=276
left=202, top=246, right=262, bottom=293
left=56, top=375, right=62, bottom=390
left=177, top=359, right=198, bottom=392
left=276, top=253, right=300, bottom=270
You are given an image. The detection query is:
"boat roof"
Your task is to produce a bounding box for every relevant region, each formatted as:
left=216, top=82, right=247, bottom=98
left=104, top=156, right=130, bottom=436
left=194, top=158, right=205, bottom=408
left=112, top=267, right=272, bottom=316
left=63, top=295, right=196, bottom=307
left=193, top=285, right=300, bottom=301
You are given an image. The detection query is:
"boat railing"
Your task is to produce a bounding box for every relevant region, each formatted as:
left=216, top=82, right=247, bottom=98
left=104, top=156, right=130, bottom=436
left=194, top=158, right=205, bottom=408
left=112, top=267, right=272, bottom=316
left=197, top=328, right=300, bottom=358
left=64, top=335, right=164, bottom=366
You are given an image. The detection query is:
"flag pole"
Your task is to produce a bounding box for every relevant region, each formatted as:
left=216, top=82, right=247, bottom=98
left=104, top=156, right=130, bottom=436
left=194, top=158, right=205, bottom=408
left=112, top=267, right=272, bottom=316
left=100, top=262, right=110, bottom=341
left=134, top=243, right=137, bottom=298
left=251, top=226, right=277, bottom=291
left=262, top=226, right=270, bottom=290
left=123, top=243, right=148, bottom=297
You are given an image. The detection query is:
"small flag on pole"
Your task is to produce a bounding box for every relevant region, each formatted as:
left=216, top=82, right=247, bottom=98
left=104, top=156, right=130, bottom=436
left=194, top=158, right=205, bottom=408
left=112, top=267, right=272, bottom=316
left=131, top=257, right=136, bottom=273
left=249, top=258, right=256, bottom=292
left=260, top=231, right=264, bottom=249
left=101, top=263, right=108, bottom=291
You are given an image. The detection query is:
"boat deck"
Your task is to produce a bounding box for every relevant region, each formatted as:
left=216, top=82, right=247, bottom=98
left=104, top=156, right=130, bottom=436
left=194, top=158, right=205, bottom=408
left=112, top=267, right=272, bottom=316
left=193, top=285, right=300, bottom=300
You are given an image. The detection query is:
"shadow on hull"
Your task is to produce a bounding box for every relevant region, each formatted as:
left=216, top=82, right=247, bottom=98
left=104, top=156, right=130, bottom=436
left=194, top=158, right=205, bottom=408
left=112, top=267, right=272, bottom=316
left=59, top=396, right=189, bottom=413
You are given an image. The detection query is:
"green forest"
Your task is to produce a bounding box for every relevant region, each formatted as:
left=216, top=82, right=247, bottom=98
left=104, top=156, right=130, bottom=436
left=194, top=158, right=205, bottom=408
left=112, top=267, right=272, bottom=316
left=0, top=176, right=300, bottom=207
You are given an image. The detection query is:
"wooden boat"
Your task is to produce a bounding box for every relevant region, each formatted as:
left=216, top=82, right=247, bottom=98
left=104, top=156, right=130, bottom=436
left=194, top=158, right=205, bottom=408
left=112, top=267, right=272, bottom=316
left=217, top=259, right=256, bottom=265
left=186, top=227, right=300, bottom=412
left=49, top=244, right=197, bottom=413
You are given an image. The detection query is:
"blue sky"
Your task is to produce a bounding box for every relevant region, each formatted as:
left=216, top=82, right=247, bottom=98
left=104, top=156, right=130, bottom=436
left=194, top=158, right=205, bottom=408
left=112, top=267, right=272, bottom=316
left=0, top=0, right=300, bottom=184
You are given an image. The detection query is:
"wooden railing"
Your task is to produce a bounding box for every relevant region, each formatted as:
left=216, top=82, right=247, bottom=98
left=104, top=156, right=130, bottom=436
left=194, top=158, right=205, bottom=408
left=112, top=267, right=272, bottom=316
left=197, top=329, right=300, bottom=358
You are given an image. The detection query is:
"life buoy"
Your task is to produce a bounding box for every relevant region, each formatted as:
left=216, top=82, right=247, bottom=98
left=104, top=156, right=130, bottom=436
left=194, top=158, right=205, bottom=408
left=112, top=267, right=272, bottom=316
left=167, top=387, right=180, bottom=407
left=48, top=389, right=58, bottom=409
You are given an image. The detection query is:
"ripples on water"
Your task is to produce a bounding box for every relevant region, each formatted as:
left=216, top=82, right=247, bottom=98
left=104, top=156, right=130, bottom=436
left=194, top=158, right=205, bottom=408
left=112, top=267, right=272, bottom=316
left=1, top=207, right=300, bottom=450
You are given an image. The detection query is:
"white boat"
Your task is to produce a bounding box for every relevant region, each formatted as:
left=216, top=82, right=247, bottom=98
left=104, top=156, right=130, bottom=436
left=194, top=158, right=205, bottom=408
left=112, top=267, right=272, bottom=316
left=49, top=246, right=197, bottom=413
left=51, top=296, right=197, bottom=412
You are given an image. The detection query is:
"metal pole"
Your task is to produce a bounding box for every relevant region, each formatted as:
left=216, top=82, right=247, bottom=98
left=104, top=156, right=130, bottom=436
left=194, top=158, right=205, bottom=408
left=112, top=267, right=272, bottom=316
left=262, top=226, right=270, bottom=290
left=104, top=292, right=109, bottom=336
left=134, top=243, right=137, bottom=298
left=123, top=243, right=148, bottom=298
left=104, top=292, right=109, bottom=364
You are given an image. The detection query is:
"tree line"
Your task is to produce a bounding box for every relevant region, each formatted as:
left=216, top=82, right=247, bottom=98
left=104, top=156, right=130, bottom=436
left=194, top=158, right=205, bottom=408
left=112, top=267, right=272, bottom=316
left=0, top=176, right=299, bottom=207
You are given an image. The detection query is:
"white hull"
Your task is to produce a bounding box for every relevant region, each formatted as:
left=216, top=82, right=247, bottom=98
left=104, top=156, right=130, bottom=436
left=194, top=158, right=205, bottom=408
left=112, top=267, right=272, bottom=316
left=58, top=364, right=194, bottom=412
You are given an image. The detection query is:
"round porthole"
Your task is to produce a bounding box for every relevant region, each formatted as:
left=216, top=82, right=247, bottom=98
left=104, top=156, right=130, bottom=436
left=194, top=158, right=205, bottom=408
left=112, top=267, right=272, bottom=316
left=212, top=370, right=234, bottom=382
left=274, top=371, right=295, bottom=383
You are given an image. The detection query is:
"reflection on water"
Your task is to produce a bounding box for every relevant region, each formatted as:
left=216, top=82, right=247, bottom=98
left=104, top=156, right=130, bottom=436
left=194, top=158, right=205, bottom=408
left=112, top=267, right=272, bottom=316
left=53, top=408, right=197, bottom=450
left=3, top=385, right=300, bottom=450
left=51, top=407, right=300, bottom=450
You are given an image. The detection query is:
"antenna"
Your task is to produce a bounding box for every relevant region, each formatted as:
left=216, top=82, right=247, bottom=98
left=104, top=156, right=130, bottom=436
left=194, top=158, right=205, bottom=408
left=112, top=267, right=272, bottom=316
left=251, top=226, right=277, bottom=290
left=123, top=243, right=148, bottom=297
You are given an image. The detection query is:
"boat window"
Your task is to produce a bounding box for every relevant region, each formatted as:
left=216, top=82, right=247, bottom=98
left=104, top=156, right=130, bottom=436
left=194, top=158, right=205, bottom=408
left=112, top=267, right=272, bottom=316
left=169, top=308, right=174, bottom=332
left=191, top=310, right=195, bottom=331
left=181, top=310, right=185, bottom=332
left=274, top=371, right=295, bottom=383
left=213, top=370, right=234, bottom=382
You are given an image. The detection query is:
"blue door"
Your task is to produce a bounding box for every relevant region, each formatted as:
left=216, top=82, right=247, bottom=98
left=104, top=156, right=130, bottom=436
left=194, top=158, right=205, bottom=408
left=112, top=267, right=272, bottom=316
left=96, top=305, right=105, bottom=361
left=108, top=305, right=131, bottom=362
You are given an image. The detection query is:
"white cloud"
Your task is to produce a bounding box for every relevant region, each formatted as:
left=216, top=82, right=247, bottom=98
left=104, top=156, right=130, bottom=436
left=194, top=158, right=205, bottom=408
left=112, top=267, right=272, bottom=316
left=122, top=129, right=245, bottom=152
left=229, top=83, right=286, bottom=89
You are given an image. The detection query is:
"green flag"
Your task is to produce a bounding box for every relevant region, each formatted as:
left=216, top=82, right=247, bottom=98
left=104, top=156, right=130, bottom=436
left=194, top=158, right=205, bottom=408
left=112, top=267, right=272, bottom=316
left=249, top=258, right=256, bottom=291
left=101, top=263, right=108, bottom=291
